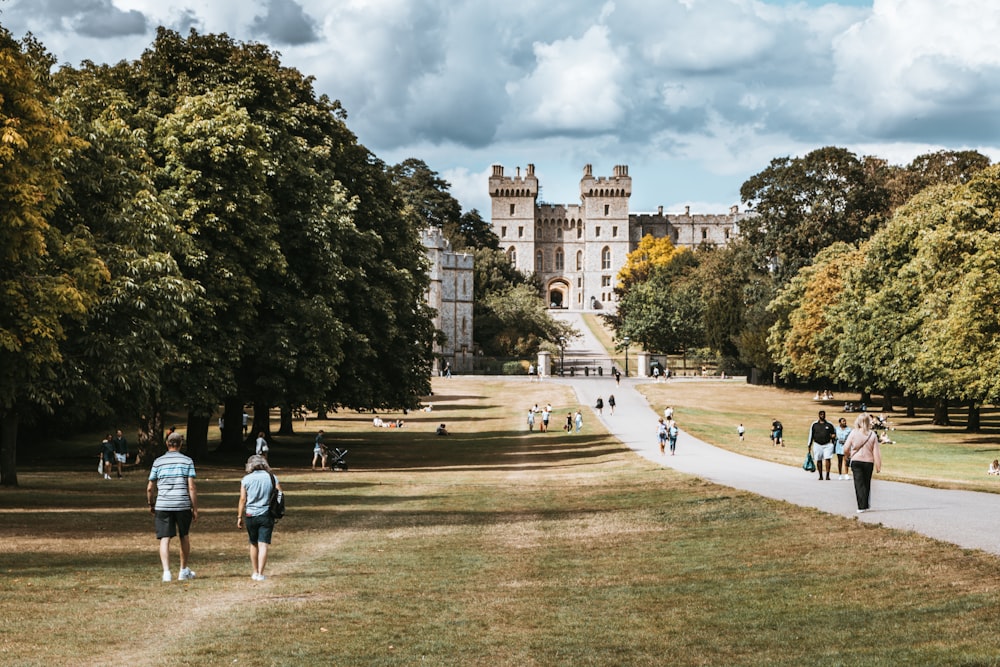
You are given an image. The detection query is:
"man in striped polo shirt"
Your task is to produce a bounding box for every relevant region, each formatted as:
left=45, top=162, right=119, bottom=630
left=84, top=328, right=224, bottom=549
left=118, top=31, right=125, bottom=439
left=147, top=432, right=198, bottom=582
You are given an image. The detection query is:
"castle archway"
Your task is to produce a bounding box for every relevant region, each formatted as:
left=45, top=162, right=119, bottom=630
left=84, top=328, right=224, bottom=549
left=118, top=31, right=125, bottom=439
left=547, top=278, right=570, bottom=309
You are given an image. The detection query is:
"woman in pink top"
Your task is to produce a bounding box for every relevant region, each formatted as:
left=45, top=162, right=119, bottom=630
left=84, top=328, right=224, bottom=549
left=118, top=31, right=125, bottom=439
left=843, top=413, right=882, bottom=513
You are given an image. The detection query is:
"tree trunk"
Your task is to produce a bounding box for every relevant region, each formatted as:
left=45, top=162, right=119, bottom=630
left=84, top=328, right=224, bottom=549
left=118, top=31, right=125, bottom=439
left=253, top=401, right=271, bottom=440
left=185, top=410, right=211, bottom=460
left=278, top=405, right=294, bottom=435
left=218, top=396, right=246, bottom=452
left=880, top=391, right=894, bottom=413
left=316, top=408, right=328, bottom=421
left=136, top=405, right=165, bottom=466
left=933, top=397, right=950, bottom=426
left=0, top=411, right=19, bottom=487
left=905, top=394, right=916, bottom=418
left=967, top=400, right=981, bottom=433
left=860, top=391, right=872, bottom=407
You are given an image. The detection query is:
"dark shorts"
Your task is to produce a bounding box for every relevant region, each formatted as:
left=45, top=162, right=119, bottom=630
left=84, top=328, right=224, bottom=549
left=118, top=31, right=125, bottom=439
left=245, top=513, right=275, bottom=545
left=154, top=509, right=193, bottom=539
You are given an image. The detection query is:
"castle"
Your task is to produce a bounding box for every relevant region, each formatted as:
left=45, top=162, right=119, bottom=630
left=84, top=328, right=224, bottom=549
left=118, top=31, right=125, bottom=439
left=422, top=227, right=474, bottom=373
left=489, top=163, right=746, bottom=313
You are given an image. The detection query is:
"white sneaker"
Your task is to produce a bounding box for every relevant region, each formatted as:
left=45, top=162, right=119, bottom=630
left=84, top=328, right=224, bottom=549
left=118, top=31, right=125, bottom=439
left=162, top=571, right=172, bottom=582
left=178, top=567, right=196, bottom=580
left=251, top=573, right=266, bottom=581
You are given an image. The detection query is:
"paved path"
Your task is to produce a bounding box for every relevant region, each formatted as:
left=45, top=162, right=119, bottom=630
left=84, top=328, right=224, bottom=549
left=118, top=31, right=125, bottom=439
left=551, top=373, right=1000, bottom=557
left=537, top=310, right=1000, bottom=555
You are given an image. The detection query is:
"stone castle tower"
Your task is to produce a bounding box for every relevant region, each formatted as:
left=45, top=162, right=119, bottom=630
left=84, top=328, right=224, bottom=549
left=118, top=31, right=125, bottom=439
left=422, top=227, right=474, bottom=373
left=490, top=163, right=743, bottom=313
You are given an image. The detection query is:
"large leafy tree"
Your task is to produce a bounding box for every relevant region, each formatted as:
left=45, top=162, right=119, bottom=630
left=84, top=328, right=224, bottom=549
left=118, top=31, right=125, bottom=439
left=615, top=234, right=682, bottom=291
left=448, top=208, right=498, bottom=251
left=768, top=242, right=858, bottom=384
left=739, top=146, right=888, bottom=283
left=48, top=63, right=200, bottom=437
left=613, top=249, right=702, bottom=359
left=0, top=30, right=107, bottom=485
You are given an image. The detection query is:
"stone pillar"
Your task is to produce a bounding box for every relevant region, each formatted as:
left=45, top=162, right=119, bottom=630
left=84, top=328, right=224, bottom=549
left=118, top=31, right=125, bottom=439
left=538, top=350, right=552, bottom=378
left=637, top=351, right=651, bottom=378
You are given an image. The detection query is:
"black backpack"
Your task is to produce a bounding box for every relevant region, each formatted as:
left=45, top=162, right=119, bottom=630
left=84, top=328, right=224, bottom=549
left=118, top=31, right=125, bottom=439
left=267, top=473, right=285, bottom=520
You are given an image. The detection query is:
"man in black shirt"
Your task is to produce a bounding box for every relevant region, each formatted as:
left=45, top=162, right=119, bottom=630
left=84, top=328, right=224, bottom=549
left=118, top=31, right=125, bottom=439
left=808, top=410, right=837, bottom=480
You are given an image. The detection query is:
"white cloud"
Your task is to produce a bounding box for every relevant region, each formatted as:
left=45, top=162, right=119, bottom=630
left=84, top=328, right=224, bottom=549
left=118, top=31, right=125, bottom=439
left=3, top=0, right=1000, bottom=214
left=503, top=25, right=626, bottom=136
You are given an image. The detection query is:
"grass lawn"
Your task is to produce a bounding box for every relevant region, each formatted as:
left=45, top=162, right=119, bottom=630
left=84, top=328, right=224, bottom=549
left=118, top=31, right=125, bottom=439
left=2, top=377, right=1000, bottom=665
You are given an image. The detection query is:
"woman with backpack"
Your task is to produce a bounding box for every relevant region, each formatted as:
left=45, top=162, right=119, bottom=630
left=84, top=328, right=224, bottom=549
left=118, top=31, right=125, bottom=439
left=237, top=454, right=283, bottom=581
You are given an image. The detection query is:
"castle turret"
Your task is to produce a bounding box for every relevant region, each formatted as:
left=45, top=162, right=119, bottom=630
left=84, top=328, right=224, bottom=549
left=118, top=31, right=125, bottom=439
left=490, top=164, right=539, bottom=273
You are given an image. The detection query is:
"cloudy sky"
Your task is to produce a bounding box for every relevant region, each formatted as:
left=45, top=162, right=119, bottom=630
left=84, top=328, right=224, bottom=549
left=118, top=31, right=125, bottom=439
left=4, top=0, right=1000, bottom=216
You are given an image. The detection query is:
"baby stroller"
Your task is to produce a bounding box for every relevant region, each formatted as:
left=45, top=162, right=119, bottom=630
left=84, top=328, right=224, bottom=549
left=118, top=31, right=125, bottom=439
left=328, top=447, right=348, bottom=471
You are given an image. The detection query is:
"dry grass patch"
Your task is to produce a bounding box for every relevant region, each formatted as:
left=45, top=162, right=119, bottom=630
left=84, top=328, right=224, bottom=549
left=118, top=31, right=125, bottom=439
left=2, top=377, right=1000, bottom=665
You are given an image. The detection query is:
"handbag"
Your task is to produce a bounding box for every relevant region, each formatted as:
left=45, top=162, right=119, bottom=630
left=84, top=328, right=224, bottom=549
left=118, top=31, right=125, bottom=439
left=803, top=451, right=816, bottom=472
left=267, top=473, right=285, bottom=520
left=98, top=457, right=104, bottom=474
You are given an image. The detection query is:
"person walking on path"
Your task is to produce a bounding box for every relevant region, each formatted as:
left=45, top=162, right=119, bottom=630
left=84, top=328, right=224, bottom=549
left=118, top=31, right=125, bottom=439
left=807, top=410, right=837, bottom=480
left=237, top=454, right=282, bottom=581
left=657, top=418, right=668, bottom=455
left=147, top=432, right=198, bottom=582
left=844, top=413, right=882, bottom=512
left=574, top=409, right=583, bottom=433
left=541, top=404, right=551, bottom=432
left=667, top=418, right=679, bottom=455
left=255, top=431, right=269, bottom=458
left=595, top=397, right=604, bottom=415
left=527, top=408, right=536, bottom=432
left=608, top=394, right=616, bottom=415
left=835, top=417, right=852, bottom=480
left=737, top=424, right=745, bottom=441
left=664, top=406, right=673, bottom=421
left=564, top=413, right=573, bottom=432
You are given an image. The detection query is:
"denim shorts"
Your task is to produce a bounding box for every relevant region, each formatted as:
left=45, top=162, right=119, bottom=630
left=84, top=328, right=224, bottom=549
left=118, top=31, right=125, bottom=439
left=245, top=513, right=274, bottom=545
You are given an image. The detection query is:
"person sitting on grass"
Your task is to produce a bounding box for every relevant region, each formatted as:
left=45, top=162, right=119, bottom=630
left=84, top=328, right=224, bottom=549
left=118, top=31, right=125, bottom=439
left=988, top=460, right=1000, bottom=476
left=436, top=423, right=449, bottom=436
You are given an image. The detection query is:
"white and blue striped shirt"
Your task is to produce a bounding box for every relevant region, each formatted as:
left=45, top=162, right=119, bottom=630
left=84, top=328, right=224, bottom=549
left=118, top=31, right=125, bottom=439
left=149, top=450, right=196, bottom=511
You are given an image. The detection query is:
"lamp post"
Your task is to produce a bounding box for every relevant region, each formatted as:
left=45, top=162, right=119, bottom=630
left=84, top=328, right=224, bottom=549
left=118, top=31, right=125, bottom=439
left=623, top=336, right=630, bottom=378
left=558, top=336, right=566, bottom=376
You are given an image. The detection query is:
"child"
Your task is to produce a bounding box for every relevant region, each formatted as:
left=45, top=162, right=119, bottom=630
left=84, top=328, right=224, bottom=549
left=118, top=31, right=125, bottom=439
left=737, top=424, right=745, bottom=441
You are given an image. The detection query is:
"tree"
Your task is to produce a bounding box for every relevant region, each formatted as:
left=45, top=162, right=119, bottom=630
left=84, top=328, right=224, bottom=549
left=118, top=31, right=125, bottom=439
left=768, top=243, right=859, bottom=384
left=613, top=250, right=703, bottom=360
left=447, top=208, right=498, bottom=251
left=884, top=150, right=991, bottom=212
left=615, top=234, right=682, bottom=291
left=0, top=30, right=107, bottom=485
left=739, top=146, right=888, bottom=283
left=389, top=158, right=462, bottom=232
left=477, top=284, right=574, bottom=357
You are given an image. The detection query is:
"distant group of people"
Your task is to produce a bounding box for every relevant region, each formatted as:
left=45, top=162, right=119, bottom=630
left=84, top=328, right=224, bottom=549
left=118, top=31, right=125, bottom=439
left=657, top=407, right=679, bottom=455
left=813, top=389, right=835, bottom=400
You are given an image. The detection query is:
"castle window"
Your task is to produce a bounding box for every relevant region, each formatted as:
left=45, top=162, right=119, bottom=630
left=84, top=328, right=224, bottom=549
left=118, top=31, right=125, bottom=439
left=507, top=247, right=517, bottom=267
left=577, top=226, right=583, bottom=239
left=577, top=277, right=582, bottom=288
left=535, top=250, right=544, bottom=271
left=601, top=275, right=611, bottom=287
left=595, top=226, right=601, bottom=237
left=462, top=317, right=467, bottom=334
left=601, top=247, right=612, bottom=270
left=701, top=228, right=707, bottom=240
left=604, top=204, right=609, bottom=215
left=556, top=228, right=562, bottom=239
left=576, top=250, right=582, bottom=271
left=725, top=229, right=730, bottom=240
left=555, top=248, right=564, bottom=270
left=518, top=226, right=524, bottom=238
left=501, top=226, right=507, bottom=237
left=510, top=203, right=515, bottom=215
left=612, top=226, right=618, bottom=237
